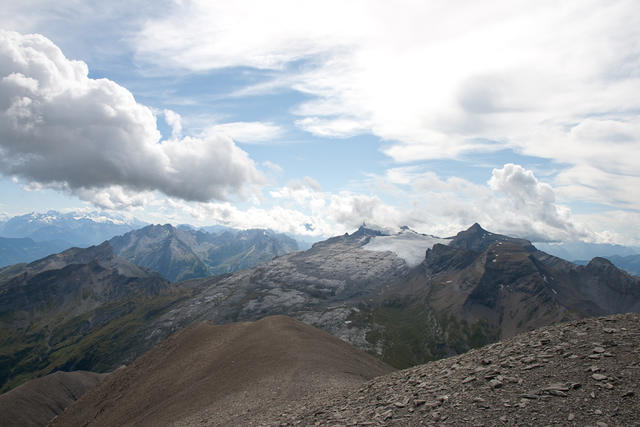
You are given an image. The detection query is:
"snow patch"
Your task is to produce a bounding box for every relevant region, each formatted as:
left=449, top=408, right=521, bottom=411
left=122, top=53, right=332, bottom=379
left=363, top=230, right=449, bottom=267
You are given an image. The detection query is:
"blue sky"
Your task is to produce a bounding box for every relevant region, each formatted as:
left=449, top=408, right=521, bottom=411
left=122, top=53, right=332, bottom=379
left=1, top=1, right=639, bottom=245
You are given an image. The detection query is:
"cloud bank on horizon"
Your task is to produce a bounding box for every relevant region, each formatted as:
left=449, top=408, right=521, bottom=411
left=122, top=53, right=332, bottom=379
left=0, top=1, right=639, bottom=245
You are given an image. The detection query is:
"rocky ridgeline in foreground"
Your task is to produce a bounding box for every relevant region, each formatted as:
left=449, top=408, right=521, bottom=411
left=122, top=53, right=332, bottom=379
left=274, top=313, right=640, bottom=426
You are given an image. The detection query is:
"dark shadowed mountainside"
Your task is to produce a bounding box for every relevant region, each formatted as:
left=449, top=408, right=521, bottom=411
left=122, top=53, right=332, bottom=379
left=348, top=224, right=640, bottom=367
left=0, top=242, right=171, bottom=392
left=0, top=370, right=105, bottom=427
left=51, top=316, right=393, bottom=427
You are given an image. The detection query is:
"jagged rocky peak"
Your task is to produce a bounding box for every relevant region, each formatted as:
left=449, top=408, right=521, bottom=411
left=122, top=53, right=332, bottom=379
left=450, top=223, right=535, bottom=253
left=352, top=222, right=394, bottom=237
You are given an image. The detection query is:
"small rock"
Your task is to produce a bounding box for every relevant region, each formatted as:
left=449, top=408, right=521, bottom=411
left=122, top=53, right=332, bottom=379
left=393, top=402, right=405, bottom=408
left=520, top=394, right=538, bottom=400
left=543, top=383, right=570, bottom=392
left=603, top=327, right=616, bottom=333
left=425, top=401, right=442, bottom=409
left=593, top=347, right=606, bottom=353
left=380, top=410, right=393, bottom=420
left=462, top=376, right=477, bottom=384
left=568, top=413, right=575, bottom=421
left=523, top=363, right=543, bottom=370
left=587, top=365, right=601, bottom=372
left=589, top=354, right=601, bottom=360
left=594, top=409, right=603, bottom=415
left=592, top=373, right=607, bottom=381
left=489, top=379, right=503, bottom=389
left=596, top=423, right=608, bottom=427
left=499, top=415, right=508, bottom=422
left=413, top=399, right=426, bottom=406
left=481, top=358, right=492, bottom=365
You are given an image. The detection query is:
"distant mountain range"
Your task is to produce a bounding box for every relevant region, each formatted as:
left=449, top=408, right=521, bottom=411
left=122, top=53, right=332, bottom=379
left=108, top=224, right=300, bottom=281
left=0, top=210, right=146, bottom=247
left=535, top=240, right=640, bottom=261
left=0, top=211, right=303, bottom=277
left=573, top=253, right=640, bottom=276
left=0, top=237, right=70, bottom=268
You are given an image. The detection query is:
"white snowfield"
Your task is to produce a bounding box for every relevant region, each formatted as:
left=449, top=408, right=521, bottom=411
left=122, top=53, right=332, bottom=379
left=363, top=229, right=450, bottom=267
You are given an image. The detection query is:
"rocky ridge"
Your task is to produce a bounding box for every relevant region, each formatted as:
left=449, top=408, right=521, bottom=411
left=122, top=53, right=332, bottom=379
left=50, top=316, right=393, bottom=427
left=274, top=312, right=640, bottom=426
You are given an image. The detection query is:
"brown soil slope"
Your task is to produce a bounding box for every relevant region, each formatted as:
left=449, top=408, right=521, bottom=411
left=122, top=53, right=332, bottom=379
left=0, top=370, right=105, bottom=427
left=274, top=313, right=640, bottom=426
left=52, top=315, right=393, bottom=426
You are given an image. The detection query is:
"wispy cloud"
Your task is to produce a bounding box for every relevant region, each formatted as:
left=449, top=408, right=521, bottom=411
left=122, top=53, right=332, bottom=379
left=131, top=0, right=640, bottom=210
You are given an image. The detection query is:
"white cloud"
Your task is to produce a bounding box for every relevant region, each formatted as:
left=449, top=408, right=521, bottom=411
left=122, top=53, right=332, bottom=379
left=131, top=0, right=640, bottom=210
left=205, top=121, right=282, bottom=144
left=0, top=30, right=264, bottom=206
left=364, top=164, right=594, bottom=242
left=295, top=117, right=370, bottom=138
left=132, top=163, right=629, bottom=247
left=163, top=109, right=182, bottom=139
left=486, top=164, right=591, bottom=241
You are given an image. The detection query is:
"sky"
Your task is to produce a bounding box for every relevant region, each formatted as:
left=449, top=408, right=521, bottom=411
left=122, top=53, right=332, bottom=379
left=1, top=1, right=639, bottom=245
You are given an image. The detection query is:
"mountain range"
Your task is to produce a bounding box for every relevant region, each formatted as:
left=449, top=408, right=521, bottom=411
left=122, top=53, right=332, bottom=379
left=0, top=211, right=146, bottom=248
left=535, top=240, right=640, bottom=262
left=2, top=223, right=638, bottom=397
left=108, top=224, right=299, bottom=281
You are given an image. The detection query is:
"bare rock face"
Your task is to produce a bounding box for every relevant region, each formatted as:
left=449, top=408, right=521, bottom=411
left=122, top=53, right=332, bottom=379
left=272, top=313, right=640, bottom=426
left=145, top=225, right=410, bottom=355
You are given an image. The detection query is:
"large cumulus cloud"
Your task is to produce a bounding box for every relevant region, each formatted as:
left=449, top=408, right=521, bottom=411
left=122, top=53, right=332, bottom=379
left=0, top=30, right=264, bottom=205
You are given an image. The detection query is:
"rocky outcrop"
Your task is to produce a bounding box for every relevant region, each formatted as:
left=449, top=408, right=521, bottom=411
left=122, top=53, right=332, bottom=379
left=273, top=313, right=640, bottom=426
